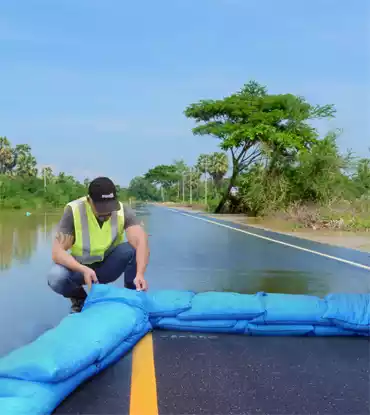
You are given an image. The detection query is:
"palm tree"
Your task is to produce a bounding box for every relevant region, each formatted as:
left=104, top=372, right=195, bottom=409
left=196, top=154, right=210, bottom=174
left=0, top=137, right=17, bottom=175
left=14, top=144, right=37, bottom=176
left=41, top=167, right=54, bottom=183
left=208, top=152, right=229, bottom=189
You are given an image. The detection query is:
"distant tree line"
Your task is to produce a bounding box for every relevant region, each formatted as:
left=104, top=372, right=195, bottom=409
left=0, top=137, right=128, bottom=210
left=2, top=79, right=369, bottom=231
left=127, top=152, right=229, bottom=207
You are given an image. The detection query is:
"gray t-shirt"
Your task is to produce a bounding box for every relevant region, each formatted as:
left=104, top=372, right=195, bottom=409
left=55, top=204, right=140, bottom=237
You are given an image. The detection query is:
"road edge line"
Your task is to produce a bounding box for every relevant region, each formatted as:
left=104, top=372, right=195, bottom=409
left=130, top=333, right=158, bottom=415
left=168, top=208, right=370, bottom=272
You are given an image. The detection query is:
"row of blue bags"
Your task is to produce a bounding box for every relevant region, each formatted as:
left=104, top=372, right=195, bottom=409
left=0, top=285, right=368, bottom=414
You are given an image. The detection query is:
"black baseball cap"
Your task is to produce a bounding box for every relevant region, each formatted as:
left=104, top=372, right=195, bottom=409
left=88, top=177, right=120, bottom=214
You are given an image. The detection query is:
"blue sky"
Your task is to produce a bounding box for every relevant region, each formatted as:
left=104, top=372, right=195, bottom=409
left=0, top=0, right=369, bottom=186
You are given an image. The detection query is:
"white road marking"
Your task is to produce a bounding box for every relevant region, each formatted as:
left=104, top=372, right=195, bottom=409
left=168, top=208, right=370, bottom=272
left=159, top=334, right=219, bottom=340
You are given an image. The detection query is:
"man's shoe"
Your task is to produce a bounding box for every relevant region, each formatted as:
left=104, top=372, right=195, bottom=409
left=70, top=297, right=85, bottom=314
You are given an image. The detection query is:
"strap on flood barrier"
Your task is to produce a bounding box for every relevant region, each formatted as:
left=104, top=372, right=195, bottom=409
left=0, top=285, right=368, bottom=414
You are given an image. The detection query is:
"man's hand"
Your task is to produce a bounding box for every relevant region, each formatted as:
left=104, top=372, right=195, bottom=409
left=133, top=273, right=148, bottom=291
left=81, top=266, right=99, bottom=291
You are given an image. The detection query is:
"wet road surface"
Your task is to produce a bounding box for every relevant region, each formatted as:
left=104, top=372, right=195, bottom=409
left=153, top=332, right=368, bottom=415
left=55, top=331, right=369, bottom=415
left=1, top=205, right=369, bottom=414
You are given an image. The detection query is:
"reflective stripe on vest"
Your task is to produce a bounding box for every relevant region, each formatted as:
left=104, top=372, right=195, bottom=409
left=68, top=196, right=125, bottom=264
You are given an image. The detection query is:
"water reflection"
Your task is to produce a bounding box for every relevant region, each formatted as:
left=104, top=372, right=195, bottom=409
left=1, top=206, right=368, bottom=298
left=0, top=205, right=152, bottom=357
left=147, top=266, right=333, bottom=297
left=145, top=206, right=370, bottom=296
left=216, top=270, right=329, bottom=296
left=0, top=211, right=59, bottom=271
left=0, top=204, right=149, bottom=273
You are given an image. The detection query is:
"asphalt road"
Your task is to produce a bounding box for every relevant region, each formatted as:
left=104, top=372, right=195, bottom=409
left=1, top=205, right=369, bottom=414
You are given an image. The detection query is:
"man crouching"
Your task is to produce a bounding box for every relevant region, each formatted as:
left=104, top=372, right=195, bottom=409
left=47, top=177, right=149, bottom=313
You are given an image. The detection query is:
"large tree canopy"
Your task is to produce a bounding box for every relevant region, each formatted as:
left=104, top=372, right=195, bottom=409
left=128, top=176, right=160, bottom=201
left=184, top=80, right=336, bottom=212
left=144, top=164, right=180, bottom=189
left=0, top=139, right=39, bottom=176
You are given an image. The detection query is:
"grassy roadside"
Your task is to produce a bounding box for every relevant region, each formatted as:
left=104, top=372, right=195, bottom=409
left=159, top=202, right=370, bottom=253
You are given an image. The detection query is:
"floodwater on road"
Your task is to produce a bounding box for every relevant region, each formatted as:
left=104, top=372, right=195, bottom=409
left=0, top=204, right=369, bottom=358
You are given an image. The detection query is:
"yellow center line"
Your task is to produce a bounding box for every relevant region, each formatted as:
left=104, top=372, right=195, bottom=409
left=130, top=332, right=159, bottom=415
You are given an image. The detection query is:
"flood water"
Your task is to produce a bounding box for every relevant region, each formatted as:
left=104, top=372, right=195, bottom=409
left=0, top=204, right=369, bottom=357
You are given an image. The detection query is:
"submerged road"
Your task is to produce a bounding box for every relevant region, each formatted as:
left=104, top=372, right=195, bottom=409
left=1, top=205, right=369, bottom=414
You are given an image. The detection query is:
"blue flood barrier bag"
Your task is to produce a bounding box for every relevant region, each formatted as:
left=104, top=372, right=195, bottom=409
left=251, top=293, right=329, bottom=325
left=153, top=317, right=247, bottom=333
left=34, top=331, right=150, bottom=415
left=83, top=284, right=146, bottom=310
left=96, top=329, right=150, bottom=373
left=0, top=378, right=53, bottom=415
left=323, top=293, right=370, bottom=333
left=0, top=335, right=154, bottom=415
left=0, top=363, right=98, bottom=415
left=177, top=291, right=265, bottom=320
left=313, top=325, right=356, bottom=336
left=0, top=301, right=146, bottom=383
left=142, top=290, right=195, bottom=317
left=0, top=285, right=368, bottom=415
left=0, top=396, right=47, bottom=415
left=0, top=285, right=151, bottom=415
left=247, top=324, right=314, bottom=336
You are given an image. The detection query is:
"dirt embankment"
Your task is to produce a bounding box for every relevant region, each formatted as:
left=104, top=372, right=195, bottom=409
left=159, top=202, right=370, bottom=253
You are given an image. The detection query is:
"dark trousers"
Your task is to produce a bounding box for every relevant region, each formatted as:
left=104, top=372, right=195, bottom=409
left=47, top=242, right=137, bottom=299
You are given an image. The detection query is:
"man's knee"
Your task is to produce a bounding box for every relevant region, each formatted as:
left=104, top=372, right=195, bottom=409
left=114, top=242, right=136, bottom=263
left=47, top=264, right=72, bottom=295
left=107, top=242, right=136, bottom=270
left=96, top=243, right=137, bottom=287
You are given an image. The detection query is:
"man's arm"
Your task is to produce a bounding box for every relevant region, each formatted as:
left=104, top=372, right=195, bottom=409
left=124, top=207, right=150, bottom=277
left=52, top=207, right=86, bottom=273
left=126, top=225, right=150, bottom=275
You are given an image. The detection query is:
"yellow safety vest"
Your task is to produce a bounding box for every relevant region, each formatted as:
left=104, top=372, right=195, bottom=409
left=67, top=196, right=125, bottom=264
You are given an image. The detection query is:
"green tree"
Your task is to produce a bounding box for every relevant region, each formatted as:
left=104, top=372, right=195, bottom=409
left=173, top=159, right=188, bottom=176
left=186, top=167, right=201, bottom=196
left=172, top=159, right=188, bottom=200
left=196, top=154, right=210, bottom=174
left=0, top=136, right=129, bottom=210
left=292, top=131, right=352, bottom=204
left=197, top=152, right=229, bottom=189
left=0, top=137, right=17, bottom=174
left=237, top=130, right=358, bottom=215
left=352, top=157, right=370, bottom=196
left=210, top=152, right=229, bottom=185
left=184, top=80, right=335, bottom=212
left=41, top=166, right=54, bottom=185
left=13, top=144, right=38, bottom=176
left=144, top=164, right=180, bottom=189
left=128, top=176, right=160, bottom=201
